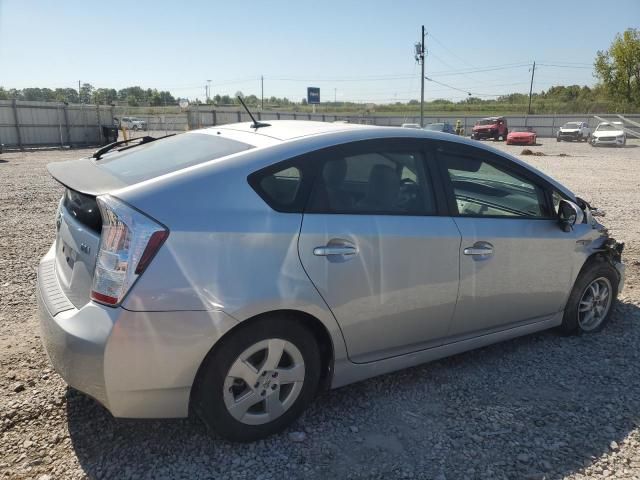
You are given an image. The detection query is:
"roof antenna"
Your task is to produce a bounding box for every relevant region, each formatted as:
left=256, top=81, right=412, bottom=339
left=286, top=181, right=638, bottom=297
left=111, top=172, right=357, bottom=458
left=237, top=96, right=270, bottom=129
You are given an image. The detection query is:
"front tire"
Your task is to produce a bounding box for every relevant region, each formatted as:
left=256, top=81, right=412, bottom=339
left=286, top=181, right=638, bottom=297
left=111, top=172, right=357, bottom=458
left=193, top=315, right=321, bottom=442
left=560, top=258, right=619, bottom=335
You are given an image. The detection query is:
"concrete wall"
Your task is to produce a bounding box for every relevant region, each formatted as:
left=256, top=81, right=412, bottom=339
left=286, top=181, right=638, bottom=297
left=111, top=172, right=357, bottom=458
left=1, top=99, right=638, bottom=148
left=189, top=108, right=640, bottom=138
left=0, top=100, right=114, bottom=148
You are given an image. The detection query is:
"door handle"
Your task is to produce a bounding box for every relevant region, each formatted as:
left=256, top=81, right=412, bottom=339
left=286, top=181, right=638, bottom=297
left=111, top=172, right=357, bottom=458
left=463, top=242, right=494, bottom=257
left=313, top=245, right=358, bottom=257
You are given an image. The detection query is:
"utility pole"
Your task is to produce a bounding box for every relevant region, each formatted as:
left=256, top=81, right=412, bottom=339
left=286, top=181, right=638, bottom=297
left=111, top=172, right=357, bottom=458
left=334, top=88, right=337, bottom=104
left=206, top=79, right=212, bottom=103
left=527, top=61, right=536, bottom=115
left=261, top=75, right=264, bottom=110
left=78, top=80, right=81, bottom=103
left=415, top=26, right=426, bottom=127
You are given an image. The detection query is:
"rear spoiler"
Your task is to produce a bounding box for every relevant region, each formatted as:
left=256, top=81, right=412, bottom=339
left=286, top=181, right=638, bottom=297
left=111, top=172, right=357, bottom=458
left=48, top=158, right=127, bottom=196
left=48, top=134, right=176, bottom=196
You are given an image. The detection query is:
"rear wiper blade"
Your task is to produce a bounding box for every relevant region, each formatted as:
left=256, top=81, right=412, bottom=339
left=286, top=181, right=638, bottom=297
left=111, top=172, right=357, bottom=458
left=92, top=134, right=175, bottom=160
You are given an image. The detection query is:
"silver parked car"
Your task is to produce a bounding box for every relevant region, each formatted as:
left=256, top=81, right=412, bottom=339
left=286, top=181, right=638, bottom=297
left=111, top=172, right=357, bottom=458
left=38, top=121, right=624, bottom=442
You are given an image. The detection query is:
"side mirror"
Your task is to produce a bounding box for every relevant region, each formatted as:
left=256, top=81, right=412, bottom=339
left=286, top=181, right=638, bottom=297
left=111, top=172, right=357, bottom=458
left=558, top=199, right=583, bottom=232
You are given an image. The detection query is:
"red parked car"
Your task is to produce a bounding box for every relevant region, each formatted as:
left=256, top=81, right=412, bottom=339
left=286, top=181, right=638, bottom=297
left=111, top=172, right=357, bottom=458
left=506, top=128, right=537, bottom=145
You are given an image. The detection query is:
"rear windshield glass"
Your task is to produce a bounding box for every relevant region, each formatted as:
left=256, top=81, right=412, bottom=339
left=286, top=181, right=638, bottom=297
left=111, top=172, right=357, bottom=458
left=97, top=133, right=254, bottom=183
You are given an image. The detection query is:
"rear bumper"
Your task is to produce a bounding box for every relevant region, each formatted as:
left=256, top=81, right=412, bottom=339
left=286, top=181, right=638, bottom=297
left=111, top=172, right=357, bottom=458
left=37, top=244, right=239, bottom=419
left=37, top=252, right=112, bottom=407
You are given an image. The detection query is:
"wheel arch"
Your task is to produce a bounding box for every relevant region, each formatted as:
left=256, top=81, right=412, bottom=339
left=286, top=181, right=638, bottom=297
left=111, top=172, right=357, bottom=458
left=189, top=309, right=336, bottom=414
left=581, top=250, right=622, bottom=282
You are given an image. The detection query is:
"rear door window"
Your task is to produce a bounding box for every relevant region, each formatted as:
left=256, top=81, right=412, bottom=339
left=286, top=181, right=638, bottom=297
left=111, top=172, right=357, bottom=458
left=97, top=133, right=253, bottom=184
left=307, top=140, right=435, bottom=215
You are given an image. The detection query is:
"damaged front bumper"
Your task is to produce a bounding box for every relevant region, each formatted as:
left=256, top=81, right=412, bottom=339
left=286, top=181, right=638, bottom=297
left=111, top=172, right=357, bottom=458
left=578, top=197, right=625, bottom=291
left=600, top=237, right=625, bottom=292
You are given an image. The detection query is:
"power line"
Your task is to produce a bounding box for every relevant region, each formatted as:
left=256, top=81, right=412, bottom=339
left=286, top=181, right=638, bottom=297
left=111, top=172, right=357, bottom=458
left=428, top=32, right=479, bottom=70
left=537, top=63, right=593, bottom=69
left=424, top=76, right=510, bottom=98
left=268, top=75, right=415, bottom=82
left=537, top=60, right=593, bottom=66
left=429, top=63, right=532, bottom=77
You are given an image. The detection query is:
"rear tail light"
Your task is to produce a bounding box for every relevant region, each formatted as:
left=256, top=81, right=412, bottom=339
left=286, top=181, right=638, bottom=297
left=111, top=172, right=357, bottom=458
left=91, top=195, right=168, bottom=306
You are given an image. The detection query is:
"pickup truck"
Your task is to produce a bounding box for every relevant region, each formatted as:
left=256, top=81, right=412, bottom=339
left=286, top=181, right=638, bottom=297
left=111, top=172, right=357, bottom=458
left=471, top=116, right=508, bottom=141
left=557, top=121, right=591, bottom=142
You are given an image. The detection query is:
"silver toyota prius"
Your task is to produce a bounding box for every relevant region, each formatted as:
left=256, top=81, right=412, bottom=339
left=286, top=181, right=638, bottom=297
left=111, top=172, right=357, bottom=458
left=38, top=120, right=625, bottom=441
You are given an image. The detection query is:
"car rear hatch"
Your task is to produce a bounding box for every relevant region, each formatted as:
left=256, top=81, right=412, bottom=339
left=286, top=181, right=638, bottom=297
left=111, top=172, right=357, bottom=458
left=53, top=189, right=103, bottom=307
left=47, top=131, right=256, bottom=308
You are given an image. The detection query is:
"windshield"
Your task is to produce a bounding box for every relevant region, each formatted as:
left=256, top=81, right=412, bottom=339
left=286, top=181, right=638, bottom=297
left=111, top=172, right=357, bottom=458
left=97, top=133, right=254, bottom=184
left=514, top=129, right=532, bottom=133
left=477, top=119, right=497, bottom=126
left=425, top=123, right=444, bottom=131
left=596, top=124, right=619, bottom=132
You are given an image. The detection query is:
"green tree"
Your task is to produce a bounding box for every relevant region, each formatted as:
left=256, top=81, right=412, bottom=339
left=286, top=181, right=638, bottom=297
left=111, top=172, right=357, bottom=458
left=117, top=86, right=147, bottom=106
left=53, top=88, right=79, bottom=103
left=93, top=88, right=118, bottom=104
left=79, top=83, right=94, bottom=103
left=595, top=28, right=640, bottom=107
left=22, top=88, right=44, bottom=101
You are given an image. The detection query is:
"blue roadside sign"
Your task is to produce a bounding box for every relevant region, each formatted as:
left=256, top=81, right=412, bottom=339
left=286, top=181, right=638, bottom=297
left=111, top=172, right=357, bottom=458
left=307, top=87, right=320, bottom=104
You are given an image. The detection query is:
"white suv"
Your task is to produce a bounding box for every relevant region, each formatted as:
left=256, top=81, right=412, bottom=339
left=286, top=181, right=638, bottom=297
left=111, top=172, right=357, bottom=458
left=116, top=116, right=147, bottom=131
left=557, top=122, right=591, bottom=142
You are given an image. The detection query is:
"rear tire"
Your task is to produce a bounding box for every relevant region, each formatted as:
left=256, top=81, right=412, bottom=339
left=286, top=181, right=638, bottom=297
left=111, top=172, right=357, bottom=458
left=193, top=315, right=321, bottom=442
left=560, top=258, right=619, bottom=335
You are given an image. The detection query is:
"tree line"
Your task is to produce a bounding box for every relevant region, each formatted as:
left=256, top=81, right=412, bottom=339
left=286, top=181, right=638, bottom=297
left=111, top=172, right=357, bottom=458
left=0, top=84, right=177, bottom=106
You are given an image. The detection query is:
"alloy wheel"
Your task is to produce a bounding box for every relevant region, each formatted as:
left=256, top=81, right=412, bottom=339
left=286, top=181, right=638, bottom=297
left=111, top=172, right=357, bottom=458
left=223, top=338, right=305, bottom=425
left=578, top=277, right=613, bottom=331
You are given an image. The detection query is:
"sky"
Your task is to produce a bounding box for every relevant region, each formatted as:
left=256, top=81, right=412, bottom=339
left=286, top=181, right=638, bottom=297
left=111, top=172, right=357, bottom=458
left=0, top=0, right=638, bottom=103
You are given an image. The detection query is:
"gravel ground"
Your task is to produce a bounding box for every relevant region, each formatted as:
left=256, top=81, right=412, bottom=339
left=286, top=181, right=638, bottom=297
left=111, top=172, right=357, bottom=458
left=1, top=138, right=640, bottom=479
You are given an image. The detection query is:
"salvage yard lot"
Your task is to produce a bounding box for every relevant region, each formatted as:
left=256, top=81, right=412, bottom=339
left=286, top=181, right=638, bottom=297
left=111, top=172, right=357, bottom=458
left=1, top=138, right=640, bottom=479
